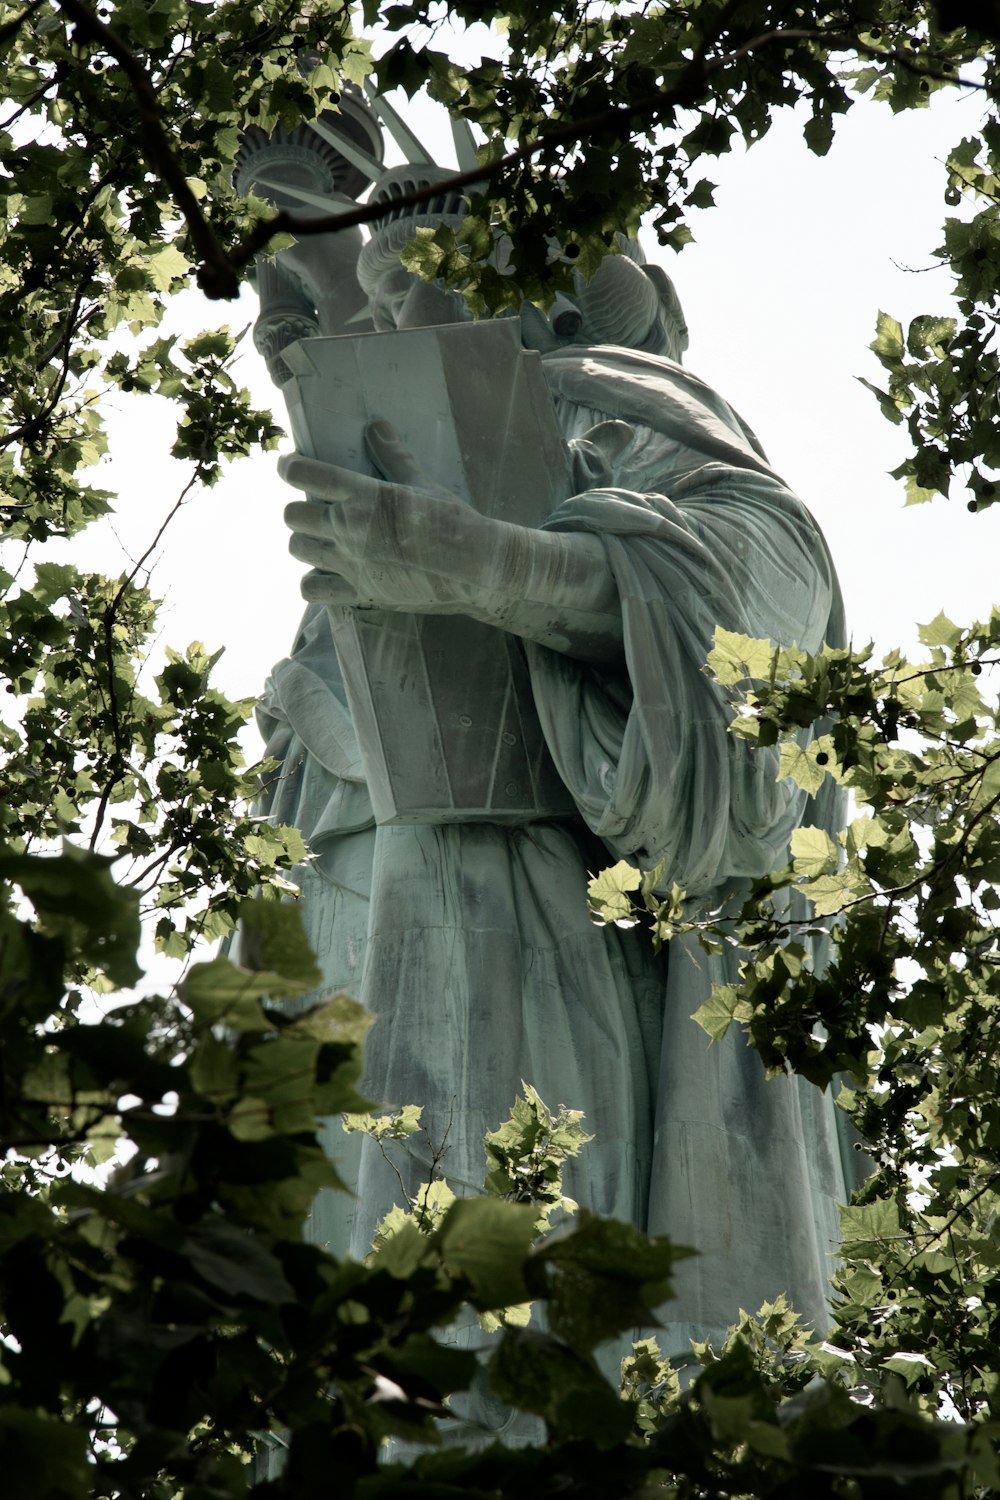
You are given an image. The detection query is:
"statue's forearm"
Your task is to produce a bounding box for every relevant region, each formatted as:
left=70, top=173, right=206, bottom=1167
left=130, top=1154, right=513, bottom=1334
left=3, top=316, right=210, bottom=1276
left=462, top=518, right=623, bottom=664
left=282, top=452, right=624, bottom=662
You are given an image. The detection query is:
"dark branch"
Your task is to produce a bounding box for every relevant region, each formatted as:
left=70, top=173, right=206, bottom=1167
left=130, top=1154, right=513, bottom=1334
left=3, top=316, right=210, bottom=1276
left=55, top=0, right=240, bottom=297
left=43, top=5, right=986, bottom=302
left=0, top=0, right=45, bottom=51
left=220, top=27, right=985, bottom=288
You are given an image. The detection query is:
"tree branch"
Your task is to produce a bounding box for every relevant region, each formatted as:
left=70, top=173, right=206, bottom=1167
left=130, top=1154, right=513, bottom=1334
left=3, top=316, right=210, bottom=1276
left=220, top=27, right=987, bottom=286
left=43, top=4, right=988, bottom=303
left=55, top=0, right=240, bottom=297
left=0, top=0, right=45, bottom=51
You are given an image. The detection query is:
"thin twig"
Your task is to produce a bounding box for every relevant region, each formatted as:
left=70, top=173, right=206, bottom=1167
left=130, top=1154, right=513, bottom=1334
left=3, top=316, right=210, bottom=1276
left=88, top=476, right=196, bottom=852
left=0, top=282, right=93, bottom=452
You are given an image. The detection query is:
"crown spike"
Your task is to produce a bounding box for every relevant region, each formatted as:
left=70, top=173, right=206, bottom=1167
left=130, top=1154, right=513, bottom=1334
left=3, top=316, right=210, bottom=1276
left=252, top=174, right=359, bottom=215
left=365, top=83, right=435, bottom=165
left=309, top=117, right=383, bottom=182
left=450, top=117, right=480, bottom=173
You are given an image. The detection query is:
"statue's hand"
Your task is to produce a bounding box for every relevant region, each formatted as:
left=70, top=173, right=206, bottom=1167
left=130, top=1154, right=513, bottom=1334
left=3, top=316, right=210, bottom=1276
left=280, top=422, right=624, bottom=661
left=279, top=424, right=490, bottom=612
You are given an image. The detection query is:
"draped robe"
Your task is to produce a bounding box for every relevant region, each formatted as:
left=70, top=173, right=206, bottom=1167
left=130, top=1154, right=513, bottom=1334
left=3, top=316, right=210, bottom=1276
left=256, top=341, right=861, bottom=1371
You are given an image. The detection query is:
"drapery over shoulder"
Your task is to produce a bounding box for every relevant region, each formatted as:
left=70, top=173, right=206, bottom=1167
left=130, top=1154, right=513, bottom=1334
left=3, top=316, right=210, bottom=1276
left=532, top=347, right=845, bottom=900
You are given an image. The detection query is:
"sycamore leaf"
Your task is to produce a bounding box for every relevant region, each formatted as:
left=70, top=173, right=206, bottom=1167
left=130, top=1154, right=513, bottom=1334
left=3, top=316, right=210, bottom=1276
left=707, top=629, right=777, bottom=685
left=918, top=611, right=961, bottom=649
left=182, top=1222, right=295, bottom=1303
left=778, top=740, right=829, bottom=795
left=434, top=1198, right=536, bottom=1309
left=181, top=957, right=283, bottom=1029
left=285, top=992, right=371, bottom=1046
left=343, top=1103, right=423, bottom=1141
left=0, top=1410, right=89, bottom=1500
left=490, top=1328, right=633, bottom=1446
left=883, top=1351, right=936, bottom=1387
left=227, top=1096, right=274, bottom=1141
left=872, top=309, right=904, bottom=362
left=588, top=860, right=641, bottom=923
left=480, top=1299, right=533, bottom=1333
left=235, top=897, right=321, bottom=987
left=144, top=244, right=191, bottom=290
left=692, top=984, right=750, bottom=1042
left=839, top=1198, right=902, bottom=1250
left=791, top=825, right=839, bottom=877
left=904, top=473, right=938, bottom=506
left=800, top=871, right=861, bottom=917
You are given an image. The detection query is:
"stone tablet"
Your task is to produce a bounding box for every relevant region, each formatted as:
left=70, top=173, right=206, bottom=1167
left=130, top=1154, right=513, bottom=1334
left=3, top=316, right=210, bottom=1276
left=282, top=319, right=576, bottom=824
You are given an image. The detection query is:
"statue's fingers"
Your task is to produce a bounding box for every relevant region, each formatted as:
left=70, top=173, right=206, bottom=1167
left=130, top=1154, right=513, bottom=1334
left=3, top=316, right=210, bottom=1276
left=284, top=498, right=340, bottom=541
left=278, top=451, right=380, bottom=503
left=300, top=569, right=360, bottom=606
left=288, top=530, right=345, bottom=571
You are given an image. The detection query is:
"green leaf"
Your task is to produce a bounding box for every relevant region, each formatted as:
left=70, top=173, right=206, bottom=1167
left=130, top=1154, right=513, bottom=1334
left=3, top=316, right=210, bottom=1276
left=490, top=1328, right=633, bottom=1446
left=692, top=983, right=750, bottom=1042
left=0, top=845, right=141, bottom=987
left=903, top=472, right=938, bottom=506
left=189, top=1033, right=239, bottom=1100
left=285, top=992, right=371, bottom=1047
left=237, top=897, right=322, bottom=989
left=883, top=1351, right=936, bottom=1387
left=918, top=611, right=961, bottom=649
left=790, top=825, right=839, bottom=877
left=587, top=859, right=641, bottom=922
left=144, top=243, right=191, bottom=290
left=181, top=956, right=283, bottom=1029
left=839, top=1198, right=902, bottom=1252
left=20, top=194, right=53, bottom=225
left=0, top=1408, right=89, bottom=1499
left=534, top=1214, right=686, bottom=1355
left=433, top=1197, right=536, bottom=1310
left=800, top=870, right=860, bottom=917
left=803, top=111, right=834, bottom=156
left=343, top=1103, right=423, bottom=1140
left=182, top=1221, right=295, bottom=1303
left=777, top=739, right=829, bottom=795
left=707, top=628, right=777, bottom=685
left=907, top=314, right=955, bottom=357
left=872, top=309, right=904, bottom=362
left=371, top=1217, right=434, bottom=1279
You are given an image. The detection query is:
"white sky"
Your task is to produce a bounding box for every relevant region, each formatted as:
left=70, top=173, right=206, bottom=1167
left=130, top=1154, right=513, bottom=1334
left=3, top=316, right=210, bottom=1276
left=48, top=81, right=1000, bottom=751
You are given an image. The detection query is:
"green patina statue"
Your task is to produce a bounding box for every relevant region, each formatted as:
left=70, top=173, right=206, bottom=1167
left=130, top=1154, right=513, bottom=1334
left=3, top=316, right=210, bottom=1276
left=240, top=94, right=861, bottom=1423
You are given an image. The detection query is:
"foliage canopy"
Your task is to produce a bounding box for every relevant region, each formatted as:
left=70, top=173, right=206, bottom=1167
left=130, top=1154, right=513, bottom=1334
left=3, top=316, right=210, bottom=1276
left=3, top=0, right=1000, bottom=1495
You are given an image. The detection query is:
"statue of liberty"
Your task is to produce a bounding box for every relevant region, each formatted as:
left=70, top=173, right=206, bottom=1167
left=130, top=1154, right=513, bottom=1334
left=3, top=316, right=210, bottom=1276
left=237, top=88, right=861, bottom=1417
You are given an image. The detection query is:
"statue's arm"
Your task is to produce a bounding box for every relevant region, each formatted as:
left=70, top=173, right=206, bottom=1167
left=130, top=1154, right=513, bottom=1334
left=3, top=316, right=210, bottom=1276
left=280, top=449, right=623, bottom=665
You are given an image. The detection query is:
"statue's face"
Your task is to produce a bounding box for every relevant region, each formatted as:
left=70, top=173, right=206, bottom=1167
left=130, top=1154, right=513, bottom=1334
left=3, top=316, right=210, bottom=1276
left=369, top=266, right=471, bottom=332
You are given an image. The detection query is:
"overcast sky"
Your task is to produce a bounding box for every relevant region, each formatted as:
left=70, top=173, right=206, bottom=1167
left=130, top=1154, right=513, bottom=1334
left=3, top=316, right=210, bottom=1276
left=51, top=79, right=1000, bottom=753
